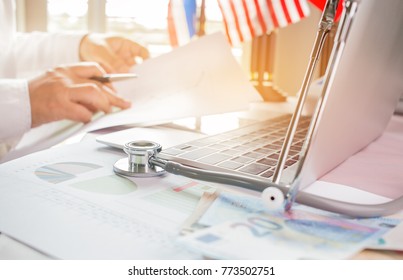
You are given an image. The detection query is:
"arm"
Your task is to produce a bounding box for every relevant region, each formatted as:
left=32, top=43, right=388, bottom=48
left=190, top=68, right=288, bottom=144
left=0, top=79, right=31, bottom=139
left=13, top=32, right=84, bottom=78
left=28, top=63, right=130, bottom=128
left=0, top=79, right=31, bottom=158
left=14, top=32, right=150, bottom=78
left=79, top=34, right=150, bottom=73
left=0, top=63, right=131, bottom=160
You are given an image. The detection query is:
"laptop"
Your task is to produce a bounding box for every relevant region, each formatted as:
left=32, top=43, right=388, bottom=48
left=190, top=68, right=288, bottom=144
left=159, top=0, right=403, bottom=187
left=100, top=0, right=403, bottom=190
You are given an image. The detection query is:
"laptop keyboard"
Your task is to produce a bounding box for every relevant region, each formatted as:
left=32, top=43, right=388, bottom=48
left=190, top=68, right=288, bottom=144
left=160, top=114, right=310, bottom=180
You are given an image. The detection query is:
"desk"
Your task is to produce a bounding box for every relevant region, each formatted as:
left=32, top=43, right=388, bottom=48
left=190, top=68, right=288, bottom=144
left=0, top=101, right=402, bottom=260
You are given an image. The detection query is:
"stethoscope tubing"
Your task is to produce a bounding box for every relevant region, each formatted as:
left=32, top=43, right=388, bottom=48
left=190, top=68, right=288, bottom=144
left=161, top=160, right=403, bottom=218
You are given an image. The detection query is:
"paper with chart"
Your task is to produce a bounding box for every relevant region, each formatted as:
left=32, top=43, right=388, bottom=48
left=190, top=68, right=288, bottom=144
left=180, top=193, right=400, bottom=259
left=84, top=32, right=262, bottom=132
left=0, top=140, right=219, bottom=259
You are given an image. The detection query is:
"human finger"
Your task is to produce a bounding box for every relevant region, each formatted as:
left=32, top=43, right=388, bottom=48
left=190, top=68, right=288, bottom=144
left=68, top=84, right=111, bottom=113
left=58, top=63, right=117, bottom=93
left=103, top=81, right=116, bottom=92
left=125, top=57, right=136, bottom=67
left=101, top=85, right=131, bottom=109
left=129, top=41, right=150, bottom=60
left=76, top=76, right=116, bottom=93
left=98, top=52, right=130, bottom=73
left=92, top=43, right=129, bottom=73
left=62, top=103, right=94, bottom=123
left=107, top=37, right=149, bottom=66
left=98, top=61, right=114, bottom=74
left=66, top=62, right=107, bottom=79
left=120, top=40, right=149, bottom=65
left=74, top=79, right=130, bottom=109
left=54, top=63, right=109, bottom=88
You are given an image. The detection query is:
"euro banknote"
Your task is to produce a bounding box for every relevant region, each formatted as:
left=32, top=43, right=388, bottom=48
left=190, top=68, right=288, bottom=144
left=180, top=193, right=399, bottom=259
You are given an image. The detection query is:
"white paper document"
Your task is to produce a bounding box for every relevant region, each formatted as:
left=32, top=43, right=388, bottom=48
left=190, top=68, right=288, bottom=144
left=0, top=140, right=219, bottom=259
left=85, top=32, right=261, bottom=131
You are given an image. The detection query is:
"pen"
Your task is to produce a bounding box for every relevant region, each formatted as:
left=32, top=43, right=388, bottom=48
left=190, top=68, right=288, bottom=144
left=90, top=73, right=138, bottom=83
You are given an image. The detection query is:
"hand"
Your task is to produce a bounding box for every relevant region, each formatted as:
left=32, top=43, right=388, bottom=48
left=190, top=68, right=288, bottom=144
left=28, top=62, right=131, bottom=127
left=79, top=34, right=149, bottom=73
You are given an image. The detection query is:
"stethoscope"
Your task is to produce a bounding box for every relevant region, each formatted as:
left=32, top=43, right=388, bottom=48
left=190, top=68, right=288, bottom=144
left=113, top=140, right=289, bottom=210
left=113, top=140, right=403, bottom=218
left=113, top=0, right=403, bottom=218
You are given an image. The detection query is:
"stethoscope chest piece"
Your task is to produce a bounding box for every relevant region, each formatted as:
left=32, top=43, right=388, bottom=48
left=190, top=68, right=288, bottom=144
left=113, top=140, right=166, bottom=177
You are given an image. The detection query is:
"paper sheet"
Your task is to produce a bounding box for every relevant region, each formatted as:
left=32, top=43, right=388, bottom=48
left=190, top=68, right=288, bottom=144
left=1, top=120, right=84, bottom=162
left=84, top=32, right=261, bottom=132
left=0, top=140, right=220, bottom=259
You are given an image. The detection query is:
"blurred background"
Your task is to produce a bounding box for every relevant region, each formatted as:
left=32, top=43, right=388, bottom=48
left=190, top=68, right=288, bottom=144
left=14, top=0, right=328, bottom=98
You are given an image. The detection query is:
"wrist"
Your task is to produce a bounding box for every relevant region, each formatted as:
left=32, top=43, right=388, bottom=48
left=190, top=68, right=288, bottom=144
left=79, top=33, right=90, bottom=61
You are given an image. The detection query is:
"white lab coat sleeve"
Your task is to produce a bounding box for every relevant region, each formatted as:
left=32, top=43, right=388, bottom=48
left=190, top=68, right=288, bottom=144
left=13, top=32, right=85, bottom=78
left=0, top=79, right=31, bottom=158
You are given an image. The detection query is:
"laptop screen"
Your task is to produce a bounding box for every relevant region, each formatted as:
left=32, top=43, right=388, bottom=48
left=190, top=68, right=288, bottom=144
left=299, top=0, right=403, bottom=188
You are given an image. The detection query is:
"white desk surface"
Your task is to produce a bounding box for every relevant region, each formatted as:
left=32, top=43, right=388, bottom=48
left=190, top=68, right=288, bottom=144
left=1, top=99, right=402, bottom=260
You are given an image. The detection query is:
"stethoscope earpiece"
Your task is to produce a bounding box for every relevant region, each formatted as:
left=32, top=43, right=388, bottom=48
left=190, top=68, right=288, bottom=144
left=261, top=187, right=285, bottom=210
